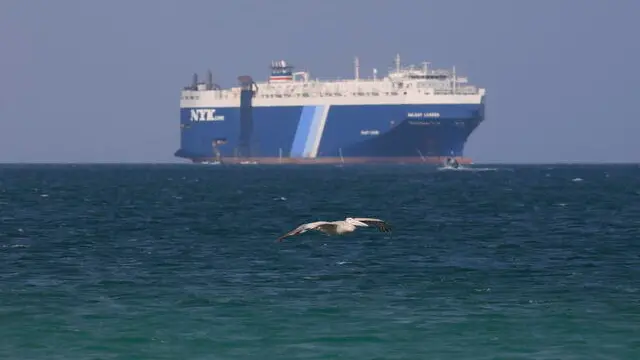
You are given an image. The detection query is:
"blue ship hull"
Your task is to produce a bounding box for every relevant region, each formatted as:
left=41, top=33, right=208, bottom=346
left=174, top=103, right=485, bottom=164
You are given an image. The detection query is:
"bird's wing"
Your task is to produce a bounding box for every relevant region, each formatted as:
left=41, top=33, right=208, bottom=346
left=277, top=221, right=333, bottom=242
left=352, top=217, right=392, bottom=232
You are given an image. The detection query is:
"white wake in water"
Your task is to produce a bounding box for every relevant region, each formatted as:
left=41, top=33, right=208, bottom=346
left=436, top=165, right=499, bottom=172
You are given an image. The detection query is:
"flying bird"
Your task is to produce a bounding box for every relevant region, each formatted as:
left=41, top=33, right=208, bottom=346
left=277, top=217, right=391, bottom=242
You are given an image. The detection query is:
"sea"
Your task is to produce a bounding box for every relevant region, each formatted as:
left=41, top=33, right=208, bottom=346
left=0, top=163, right=638, bottom=359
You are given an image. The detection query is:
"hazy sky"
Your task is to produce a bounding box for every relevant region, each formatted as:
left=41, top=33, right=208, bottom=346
left=1, top=0, right=638, bottom=163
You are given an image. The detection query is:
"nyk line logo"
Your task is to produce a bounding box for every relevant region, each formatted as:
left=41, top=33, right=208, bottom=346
left=190, top=109, right=224, bottom=121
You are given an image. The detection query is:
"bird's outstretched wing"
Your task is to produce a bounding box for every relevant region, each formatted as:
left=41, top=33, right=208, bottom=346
left=352, top=217, right=392, bottom=232
left=277, top=221, right=334, bottom=242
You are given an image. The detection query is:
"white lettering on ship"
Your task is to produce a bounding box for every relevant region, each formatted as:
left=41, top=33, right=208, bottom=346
left=190, top=109, right=224, bottom=121
left=360, top=130, right=380, bottom=135
left=407, top=112, right=440, bottom=118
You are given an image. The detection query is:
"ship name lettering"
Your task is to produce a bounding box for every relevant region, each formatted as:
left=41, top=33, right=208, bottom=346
left=190, top=109, right=224, bottom=122
left=360, top=130, right=380, bottom=136
left=407, top=112, right=440, bottom=118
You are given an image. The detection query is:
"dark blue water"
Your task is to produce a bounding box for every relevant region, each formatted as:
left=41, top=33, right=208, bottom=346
left=1, top=164, right=639, bottom=359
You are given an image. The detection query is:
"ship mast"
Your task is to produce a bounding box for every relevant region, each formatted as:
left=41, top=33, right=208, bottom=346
left=422, top=61, right=430, bottom=75
left=452, top=65, right=457, bottom=94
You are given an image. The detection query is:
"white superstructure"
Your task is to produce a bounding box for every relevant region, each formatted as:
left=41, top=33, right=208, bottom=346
left=181, top=54, right=486, bottom=108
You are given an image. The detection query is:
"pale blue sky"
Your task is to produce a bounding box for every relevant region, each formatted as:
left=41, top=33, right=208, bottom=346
left=1, top=0, right=638, bottom=163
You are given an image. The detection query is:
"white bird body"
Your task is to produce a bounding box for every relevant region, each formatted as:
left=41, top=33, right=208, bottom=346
left=277, top=217, right=391, bottom=242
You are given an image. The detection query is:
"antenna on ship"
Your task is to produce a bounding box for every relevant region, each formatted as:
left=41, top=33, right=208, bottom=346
left=191, top=73, right=198, bottom=89
left=354, top=56, right=360, bottom=81
left=395, top=54, right=401, bottom=72
left=206, top=69, right=213, bottom=90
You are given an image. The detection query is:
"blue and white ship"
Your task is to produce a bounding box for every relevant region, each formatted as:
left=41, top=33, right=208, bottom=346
left=175, top=54, right=486, bottom=164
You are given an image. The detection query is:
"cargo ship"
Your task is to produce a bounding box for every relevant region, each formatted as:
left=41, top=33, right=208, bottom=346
left=175, top=54, right=486, bottom=164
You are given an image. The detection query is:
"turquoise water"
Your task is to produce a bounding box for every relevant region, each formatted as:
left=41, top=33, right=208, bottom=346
left=1, top=164, right=639, bottom=359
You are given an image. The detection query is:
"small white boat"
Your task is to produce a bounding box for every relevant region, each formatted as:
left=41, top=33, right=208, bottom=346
left=444, top=157, right=460, bottom=168
left=438, top=157, right=466, bottom=171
